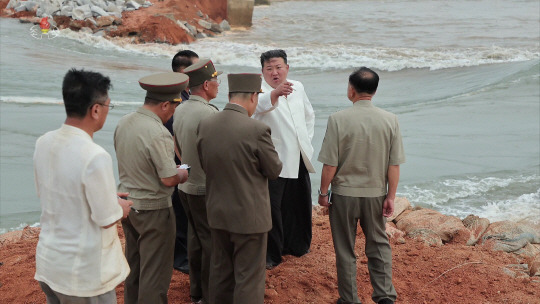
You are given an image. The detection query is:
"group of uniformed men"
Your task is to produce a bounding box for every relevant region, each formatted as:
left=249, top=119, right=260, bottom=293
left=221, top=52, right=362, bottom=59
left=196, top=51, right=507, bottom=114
left=33, top=49, right=404, bottom=304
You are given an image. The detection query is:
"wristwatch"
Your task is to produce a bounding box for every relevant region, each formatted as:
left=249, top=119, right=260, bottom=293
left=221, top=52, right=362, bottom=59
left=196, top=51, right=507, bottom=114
left=318, top=189, right=330, bottom=197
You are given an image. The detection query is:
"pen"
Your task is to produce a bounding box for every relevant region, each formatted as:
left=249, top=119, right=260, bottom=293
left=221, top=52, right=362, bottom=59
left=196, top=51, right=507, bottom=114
left=118, top=195, right=139, bottom=213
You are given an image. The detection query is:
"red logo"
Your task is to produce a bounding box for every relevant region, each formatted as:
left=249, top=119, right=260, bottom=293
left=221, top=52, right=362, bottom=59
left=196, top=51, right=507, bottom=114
left=39, top=18, right=50, bottom=34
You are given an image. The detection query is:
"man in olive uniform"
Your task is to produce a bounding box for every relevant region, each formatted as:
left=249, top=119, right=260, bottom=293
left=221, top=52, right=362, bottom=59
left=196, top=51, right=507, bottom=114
left=318, top=67, right=405, bottom=304
left=197, top=74, right=282, bottom=304
left=167, top=50, right=199, bottom=274
left=114, top=72, right=190, bottom=304
left=172, top=59, right=221, bottom=304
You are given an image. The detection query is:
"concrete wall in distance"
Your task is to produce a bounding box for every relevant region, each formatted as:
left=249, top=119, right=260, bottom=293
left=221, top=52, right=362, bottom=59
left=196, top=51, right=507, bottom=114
left=227, top=0, right=254, bottom=27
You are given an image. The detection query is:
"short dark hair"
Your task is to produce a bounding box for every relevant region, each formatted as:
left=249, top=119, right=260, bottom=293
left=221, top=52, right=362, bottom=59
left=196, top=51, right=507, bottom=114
left=260, top=49, right=287, bottom=67
left=62, top=68, right=111, bottom=118
left=348, top=67, right=379, bottom=95
left=228, top=92, right=255, bottom=100
left=172, top=50, right=199, bottom=72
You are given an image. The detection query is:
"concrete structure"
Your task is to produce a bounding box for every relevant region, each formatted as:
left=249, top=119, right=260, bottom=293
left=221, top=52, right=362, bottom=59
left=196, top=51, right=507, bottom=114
left=227, top=0, right=254, bottom=27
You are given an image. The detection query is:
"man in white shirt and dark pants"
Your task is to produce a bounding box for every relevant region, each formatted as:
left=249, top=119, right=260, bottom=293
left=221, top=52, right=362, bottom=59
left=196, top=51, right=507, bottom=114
left=33, top=69, right=132, bottom=303
left=253, top=49, right=316, bottom=269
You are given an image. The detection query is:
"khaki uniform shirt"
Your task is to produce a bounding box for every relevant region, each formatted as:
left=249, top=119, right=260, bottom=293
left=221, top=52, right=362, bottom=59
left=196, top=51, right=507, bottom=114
left=114, top=107, right=178, bottom=210
left=173, top=95, right=218, bottom=195
left=197, top=104, right=282, bottom=234
left=318, top=100, right=405, bottom=197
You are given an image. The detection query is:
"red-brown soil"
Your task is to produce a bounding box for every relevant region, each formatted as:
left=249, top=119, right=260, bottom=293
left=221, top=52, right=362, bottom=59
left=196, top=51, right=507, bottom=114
left=1, top=0, right=227, bottom=44
left=1, top=210, right=539, bottom=304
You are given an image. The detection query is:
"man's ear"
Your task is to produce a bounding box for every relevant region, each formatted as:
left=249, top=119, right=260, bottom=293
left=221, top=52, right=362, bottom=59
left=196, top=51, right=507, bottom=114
left=161, top=101, right=170, bottom=111
left=90, top=103, right=100, bottom=120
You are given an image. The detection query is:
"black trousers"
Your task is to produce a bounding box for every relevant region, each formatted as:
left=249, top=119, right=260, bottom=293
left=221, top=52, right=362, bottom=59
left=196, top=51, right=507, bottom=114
left=266, top=158, right=312, bottom=265
left=172, top=187, right=189, bottom=269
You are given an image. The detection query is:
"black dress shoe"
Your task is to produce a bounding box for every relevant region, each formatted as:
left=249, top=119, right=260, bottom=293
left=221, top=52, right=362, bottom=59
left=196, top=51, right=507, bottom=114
left=266, top=261, right=279, bottom=270
left=377, top=299, right=394, bottom=304
left=174, top=264, right=189, bottom=274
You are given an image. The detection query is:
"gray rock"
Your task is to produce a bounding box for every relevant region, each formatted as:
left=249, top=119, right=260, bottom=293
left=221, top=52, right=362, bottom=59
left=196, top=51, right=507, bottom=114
left=407, top=228, right=443, bottom=247
left=125, top=7, right=134, bottom=11
left=93, top=30, right=106, bottom=37
left=110, top=12, right=122, bottom=19
left=61, top=5, right=74, bottom=16
left=24, top=1, right=39, bottom=11
left=387, top=197, right=411, bottom=222
left=196, top=10, right=203, bottom=17
left=219, top=19, right=230, bottom=31
left=396, top=208, right=470, bottom=244
left=91, top=5, right=109, bottom=17
left=90, top=0, right=106, bottom=7
left=462, top=214, right=490, bottom=246
left=196, top=32, right=207, bottom=39
left=142, top=1, right=152, bottom=8
left=481, top=221, right=540, bottom=253
left=105, top=3, right=121, bottom=13
left=185, top=23, right=197, bottom=36
left=96, top=15, right=114, bottom=27
left=115, top=0, right=125, bottom=7
left=7, top=0, right=19, bottom=9
left=14, top=3, right=27, bottom=12
left=132, top=0, right=145, bottom=4
left=87, top=17, right=97, bottom=27
left=72, top=4, right=92, bottom=20
left=198, top=19, right=212, bottom=30
left=76, top=0, right=90, bottom=6
left=125, top=1, right=140, bottom=10
left=176, top=20, right=194, bottom=37
left=80, top=27, right=93, bottom=34
left=210, top=23, right=222, bottom=33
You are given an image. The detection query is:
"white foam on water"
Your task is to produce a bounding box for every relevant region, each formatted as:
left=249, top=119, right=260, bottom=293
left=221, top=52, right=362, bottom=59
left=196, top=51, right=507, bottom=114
left=1, top=95, right=141, bottom=106
left=479, top=190, right=540, bottom=224
left=0, top=222, right=40, bottom=235
left=401, top=174, right=540, bottom=222
left=0, top=96, right=62, bottom=105
left=53, top=29, right=540, bottom=71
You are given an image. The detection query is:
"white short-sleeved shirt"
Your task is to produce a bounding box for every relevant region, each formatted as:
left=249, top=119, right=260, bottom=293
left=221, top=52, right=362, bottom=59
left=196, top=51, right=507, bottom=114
left=33, top=124, right=129, bottom=297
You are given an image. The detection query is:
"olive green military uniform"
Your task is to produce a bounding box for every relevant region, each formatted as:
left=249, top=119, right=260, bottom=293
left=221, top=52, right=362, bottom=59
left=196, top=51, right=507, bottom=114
left=172, top=59, right=221, bottom=302
left=318, top=100, right=405, bottom=304
left=196, top=74, right=282, bottom=304
left=115, top=72, right=188, bottom=304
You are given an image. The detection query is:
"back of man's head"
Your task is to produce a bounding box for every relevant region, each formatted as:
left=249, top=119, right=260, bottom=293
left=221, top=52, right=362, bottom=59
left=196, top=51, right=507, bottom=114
left=349, top=67, right=379, bottom=95
left=62, top=68, right=111, bottom=118
left=260, top=49, right=287, bottom=67
left=172, top=50, right=199, bottom=72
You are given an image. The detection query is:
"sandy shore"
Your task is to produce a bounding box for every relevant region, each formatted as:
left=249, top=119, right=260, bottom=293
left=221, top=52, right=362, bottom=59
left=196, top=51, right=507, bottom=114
left=1, top=206, right=539, bottom=304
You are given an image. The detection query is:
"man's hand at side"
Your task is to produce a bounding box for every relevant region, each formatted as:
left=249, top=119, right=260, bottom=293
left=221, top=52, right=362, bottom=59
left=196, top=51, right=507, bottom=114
left=117, top=192, right=133, bottom=219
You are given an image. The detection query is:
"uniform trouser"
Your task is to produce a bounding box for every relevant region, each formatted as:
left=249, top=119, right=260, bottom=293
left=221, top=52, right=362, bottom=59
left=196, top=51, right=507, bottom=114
left=122, top=207, right=175, bottom=304
left=266, top=158, right=312, bottom=265
left=179, top=191, right=212, bottom=301
left=172, top=187, right=189, bottom=269
left=329, top=195, right=397, bottom=304
left=208, top=229, right=267, bottom=304
left=38, top=281, right=116, bottom=304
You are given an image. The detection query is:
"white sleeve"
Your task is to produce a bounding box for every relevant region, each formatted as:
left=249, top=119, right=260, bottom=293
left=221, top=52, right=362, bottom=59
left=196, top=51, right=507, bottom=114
left=83, top=151, right=123, bottom=227
left=255, top=90, right=279, bottom=115
left=302, top=85, right=315, bottom=141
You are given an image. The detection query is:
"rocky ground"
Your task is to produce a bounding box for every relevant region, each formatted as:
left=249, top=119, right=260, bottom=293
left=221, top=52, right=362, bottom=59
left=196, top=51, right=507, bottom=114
left=1, top=198, right=539, bottom=303
left=1, top=0, right=229, bottom=44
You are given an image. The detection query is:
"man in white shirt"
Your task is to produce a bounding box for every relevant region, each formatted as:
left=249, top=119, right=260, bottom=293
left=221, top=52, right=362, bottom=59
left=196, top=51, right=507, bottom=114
left=33, top=69, right=133, bottom=303
left=253, top=49, right=316, bottom=269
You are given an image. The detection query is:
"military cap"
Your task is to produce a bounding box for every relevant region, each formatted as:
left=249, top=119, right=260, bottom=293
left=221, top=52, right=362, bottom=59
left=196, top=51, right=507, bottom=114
left=139, top=72, right=189, bottom=102
left=183, top=58, right=222, bottom=87
left=228, top=73, right=263, bottom=93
